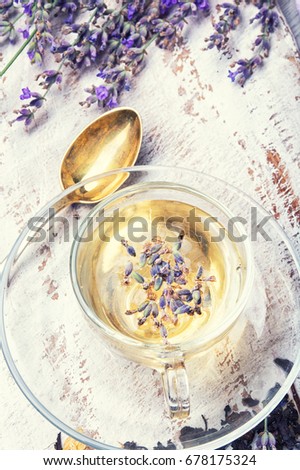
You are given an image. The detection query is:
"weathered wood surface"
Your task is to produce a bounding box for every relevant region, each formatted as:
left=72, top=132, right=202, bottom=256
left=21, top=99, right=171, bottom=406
left=0, top=1, right=299, bottom=449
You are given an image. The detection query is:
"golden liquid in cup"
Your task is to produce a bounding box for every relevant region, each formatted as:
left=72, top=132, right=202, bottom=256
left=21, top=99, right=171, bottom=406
left=76, top=194, right=245, bottom=346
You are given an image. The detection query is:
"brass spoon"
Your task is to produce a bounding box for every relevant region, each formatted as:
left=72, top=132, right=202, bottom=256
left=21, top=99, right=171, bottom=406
left=59, top=107, right=142, bottom=204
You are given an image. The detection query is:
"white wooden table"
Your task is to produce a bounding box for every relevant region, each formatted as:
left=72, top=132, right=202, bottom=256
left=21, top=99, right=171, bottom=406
left=0, top=1, right=299, bottom=449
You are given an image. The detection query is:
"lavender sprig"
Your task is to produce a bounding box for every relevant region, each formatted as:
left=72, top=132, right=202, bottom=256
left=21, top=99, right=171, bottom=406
left=228, top=0, right=279, bottom=85
left=10, top=65, right=64, bottom=125
left=25, top=6, right=54, bottom=65
left=205, top=2, right=241, bottom=51
left=254, top=417, right=277, bottom=450
left=12, top=87, right=45, bottom=125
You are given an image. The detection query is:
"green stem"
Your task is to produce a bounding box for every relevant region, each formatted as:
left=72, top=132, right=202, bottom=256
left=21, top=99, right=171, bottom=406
left=0, top=29, right=36, bottom=77
left=11, top=11, right=25, bottom=25
left=264, top=417, right=268, bottom=433
left=142, top=32, right=159, bottom=52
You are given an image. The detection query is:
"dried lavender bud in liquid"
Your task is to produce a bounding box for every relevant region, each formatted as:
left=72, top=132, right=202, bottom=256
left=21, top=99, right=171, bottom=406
left=131, top=271, right=144, bottom=284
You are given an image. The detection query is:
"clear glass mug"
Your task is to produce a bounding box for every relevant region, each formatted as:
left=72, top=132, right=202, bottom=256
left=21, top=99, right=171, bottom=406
left=70, top=181, right=253, bottom=418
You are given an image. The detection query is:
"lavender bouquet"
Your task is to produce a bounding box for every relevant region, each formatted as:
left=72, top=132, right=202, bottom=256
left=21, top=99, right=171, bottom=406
left=0, top=1, right=280, bottom=126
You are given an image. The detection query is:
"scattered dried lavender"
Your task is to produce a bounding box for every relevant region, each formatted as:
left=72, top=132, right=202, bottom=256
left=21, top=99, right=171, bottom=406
left=53, top=390, right=300, bottom=449
left=54, top=432, right=63, bottom=450
left=220, top=405, right=251, bottom=427
left=153, top=439, right=177, bottom=449
left=120, top=396, right=300, bottom=450
left=120, top=232, right=216, bottom=343
left=180, top=415, right=218, bottom=443
left=122, top=439, right=176, bottom=449
left=123, top=440, right=148, bottom=449
left=1, top=1, right=281, bottom=127
left=242, top=396, right=259, bottom=407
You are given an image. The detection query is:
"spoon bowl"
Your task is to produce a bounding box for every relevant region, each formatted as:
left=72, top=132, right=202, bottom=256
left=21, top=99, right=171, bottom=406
left=60, top=107, right=142, bottom=203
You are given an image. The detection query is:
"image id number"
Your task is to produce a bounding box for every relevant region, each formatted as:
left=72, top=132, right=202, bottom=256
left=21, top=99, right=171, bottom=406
left=185, top=454, right=257, bottom=466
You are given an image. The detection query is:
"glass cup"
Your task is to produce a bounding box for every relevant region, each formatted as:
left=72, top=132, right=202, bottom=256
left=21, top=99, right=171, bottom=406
left=70, top=181, right=253, bottom=418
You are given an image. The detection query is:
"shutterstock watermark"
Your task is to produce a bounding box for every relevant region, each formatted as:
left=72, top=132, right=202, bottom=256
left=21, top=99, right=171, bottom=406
left=26, top=207, right=273, bottom=244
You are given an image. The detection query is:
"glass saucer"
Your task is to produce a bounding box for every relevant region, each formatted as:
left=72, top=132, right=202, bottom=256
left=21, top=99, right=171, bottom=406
left=1, top=166, right=299, bottom=450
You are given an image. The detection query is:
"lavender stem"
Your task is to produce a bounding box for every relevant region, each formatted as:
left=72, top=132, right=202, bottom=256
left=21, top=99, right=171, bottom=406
left=0, top=28, right=36, bottom=77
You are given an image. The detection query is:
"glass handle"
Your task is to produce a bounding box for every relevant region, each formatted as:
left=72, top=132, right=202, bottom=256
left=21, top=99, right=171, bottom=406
left=161, top=360, right=190, bottom=418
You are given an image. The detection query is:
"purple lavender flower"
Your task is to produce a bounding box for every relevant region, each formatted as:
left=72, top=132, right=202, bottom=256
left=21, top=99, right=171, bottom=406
left=250, top=6, right=279, bottom=34
left=126, top=244, right=137, bottom=257
left=82, top=84, right=117, bottom=109
left=228, top=70, right=237, bottom=82
left=27, top=49, right=35, bottom=61
left=125, top=261, right=133, bottom=277
left=29, top=93, right=45, bottom=108
left=13, top=107, right=35, bottom=126
left=255, top=430, right=276, bottom=450
left=160, top=0, right=178, bottom=15
left=122, top=37, right=135, bottom=48
left=154, top=275, right=163, bottom=291
left=206, top=33, right=225, bottom=50
left=18, top=27, right=30, bottom=39
left=20, top=87, right=32, bottom=100
left=37, top=70, right=63, bottom=88
left=175, top=304, right=192, bottom=315
left=229, top=56, right=262, bottom=86
left=95, top=84, right=109, bottom=101
left=19, top=87, right=44, bottom=108
left=174, top=251, right=184, bottom=264
left=127, top=3, right=137, bottom=21
left=151, top=264, right=159, bottom=277
left=195, top=0, right=210, bottom=11
left=61, top=2, right=78, bottom=24
left=106, top=96, right=119, bottom=109
left=166, top=270, right=174, bottom=284
left=50, top=40, right=71, bottom=54
left=159, top=323, right=168, bottom=340
left=22, top=1, right=34, bottom=17
left=159, top=295, right=166, bottom=309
